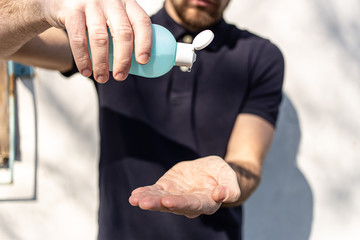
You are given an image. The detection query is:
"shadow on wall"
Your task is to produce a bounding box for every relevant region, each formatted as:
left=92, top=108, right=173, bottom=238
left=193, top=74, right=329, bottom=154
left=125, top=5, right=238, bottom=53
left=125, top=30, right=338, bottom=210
left=243, top=94, right=313, bottom=240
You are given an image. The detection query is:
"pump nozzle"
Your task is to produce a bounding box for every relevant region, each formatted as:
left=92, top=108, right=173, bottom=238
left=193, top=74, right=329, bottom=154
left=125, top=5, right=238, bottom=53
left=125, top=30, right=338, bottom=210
left=175, top=30, right=214, bottom=71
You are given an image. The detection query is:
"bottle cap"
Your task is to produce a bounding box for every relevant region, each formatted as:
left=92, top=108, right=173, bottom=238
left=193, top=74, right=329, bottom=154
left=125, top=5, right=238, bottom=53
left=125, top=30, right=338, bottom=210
left=175, top=30, right=214, bottom=71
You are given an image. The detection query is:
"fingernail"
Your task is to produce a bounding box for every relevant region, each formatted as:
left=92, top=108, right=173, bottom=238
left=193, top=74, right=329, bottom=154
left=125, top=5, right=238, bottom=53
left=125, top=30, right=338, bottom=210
left=115, top=72, right=127, bottom=81
left=81, top=69, right=91, bottom=77
left=138, top=53, right=150, bottom=64
left=96, top=75, right=108, bottom=83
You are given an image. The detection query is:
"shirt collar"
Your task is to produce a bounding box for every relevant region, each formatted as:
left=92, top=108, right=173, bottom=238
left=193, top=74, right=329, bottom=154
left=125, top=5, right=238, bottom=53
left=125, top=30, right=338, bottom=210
left=151, top=7, right=230, bottom=51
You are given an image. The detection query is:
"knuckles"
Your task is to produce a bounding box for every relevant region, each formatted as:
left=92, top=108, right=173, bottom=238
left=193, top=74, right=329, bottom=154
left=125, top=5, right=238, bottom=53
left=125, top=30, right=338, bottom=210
left=89, top=32, right=109, bottom=46
left=111, top=25, right=134, bottom=42
left=71, top=37, right=88, bottom=48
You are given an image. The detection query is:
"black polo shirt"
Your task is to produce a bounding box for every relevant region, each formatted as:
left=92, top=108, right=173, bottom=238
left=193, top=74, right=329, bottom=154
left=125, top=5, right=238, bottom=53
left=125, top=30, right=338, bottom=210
left=64, top=7, right=284, bottom=240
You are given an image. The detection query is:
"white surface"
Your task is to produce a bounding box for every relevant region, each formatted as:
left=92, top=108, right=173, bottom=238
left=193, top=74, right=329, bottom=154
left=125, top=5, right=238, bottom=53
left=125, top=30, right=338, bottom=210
left=0, top=71, right=99, bottom=240
left=1, top=0, right=359, bottom=239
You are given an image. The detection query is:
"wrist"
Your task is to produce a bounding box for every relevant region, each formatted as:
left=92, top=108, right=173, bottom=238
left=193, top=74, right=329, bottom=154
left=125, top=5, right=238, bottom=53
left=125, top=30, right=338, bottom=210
left=24, top=0, right=51, bottom=32
left=221, top=161, right=262, bottom=207
left=3, top=0, right=50, bottom=34
left=0, top=0, right=50, bottom=58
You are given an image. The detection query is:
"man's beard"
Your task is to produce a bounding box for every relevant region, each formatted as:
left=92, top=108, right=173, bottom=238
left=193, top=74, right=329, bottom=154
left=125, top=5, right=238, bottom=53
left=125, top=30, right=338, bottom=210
left=171, top=0, right=223, bottom=31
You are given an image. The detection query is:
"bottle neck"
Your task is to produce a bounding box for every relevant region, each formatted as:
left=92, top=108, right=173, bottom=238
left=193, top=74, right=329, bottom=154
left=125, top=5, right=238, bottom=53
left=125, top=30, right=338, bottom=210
left=175, top=43, right=196, bottom=69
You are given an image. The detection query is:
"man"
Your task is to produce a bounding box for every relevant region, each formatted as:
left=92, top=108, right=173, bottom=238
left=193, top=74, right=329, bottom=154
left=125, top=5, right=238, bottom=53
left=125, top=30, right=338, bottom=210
left=4, top=0, right=284, bottom=239
left=0, top=0, right=153, bottom=82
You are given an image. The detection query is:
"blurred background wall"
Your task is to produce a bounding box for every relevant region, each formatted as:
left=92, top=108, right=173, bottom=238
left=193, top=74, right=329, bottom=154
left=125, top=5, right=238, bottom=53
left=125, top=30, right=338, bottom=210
left=0, top=0, right=359, bottom=239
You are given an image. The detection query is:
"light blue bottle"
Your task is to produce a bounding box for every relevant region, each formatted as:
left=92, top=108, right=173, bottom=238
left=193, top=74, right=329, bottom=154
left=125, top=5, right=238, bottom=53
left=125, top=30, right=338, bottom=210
left=88, top=24, right=214, bottom=78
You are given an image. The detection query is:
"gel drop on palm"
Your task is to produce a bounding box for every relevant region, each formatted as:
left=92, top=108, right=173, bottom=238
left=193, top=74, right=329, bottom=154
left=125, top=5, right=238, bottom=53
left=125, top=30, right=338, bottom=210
left=89, top=24, right=214, bottom=78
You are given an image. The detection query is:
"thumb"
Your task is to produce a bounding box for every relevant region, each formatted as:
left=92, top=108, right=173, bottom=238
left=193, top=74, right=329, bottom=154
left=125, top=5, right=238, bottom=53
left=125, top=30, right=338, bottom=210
left=212, top=184, right=241, bottom=203
left=213, top=165, right=241, bottom=203
left=212, top=185, right=229, bottom=203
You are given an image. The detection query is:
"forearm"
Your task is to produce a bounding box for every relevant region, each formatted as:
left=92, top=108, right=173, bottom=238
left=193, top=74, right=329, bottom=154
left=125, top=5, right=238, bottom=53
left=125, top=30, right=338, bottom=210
left=222, top=114, right=274, bottom=207
left=9, top=28, right=73, bottom=72
left=0, top=0, right=50, bottom=58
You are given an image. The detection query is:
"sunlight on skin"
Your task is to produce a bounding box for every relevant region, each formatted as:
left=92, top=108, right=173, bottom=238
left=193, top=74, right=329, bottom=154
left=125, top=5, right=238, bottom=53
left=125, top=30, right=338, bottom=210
left=129, top=156, right=240, bottom=218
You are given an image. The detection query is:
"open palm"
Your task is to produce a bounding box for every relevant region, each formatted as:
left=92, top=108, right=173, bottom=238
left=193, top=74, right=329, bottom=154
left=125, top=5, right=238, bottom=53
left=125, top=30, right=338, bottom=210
left=129, top=156, right=240, bottom=218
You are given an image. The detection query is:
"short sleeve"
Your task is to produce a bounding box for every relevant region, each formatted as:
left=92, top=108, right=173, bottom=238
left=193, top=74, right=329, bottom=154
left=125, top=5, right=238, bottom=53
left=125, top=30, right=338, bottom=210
left=240, top=40, right=285, bottom=126
left=60, top=57, right=78, bottom=78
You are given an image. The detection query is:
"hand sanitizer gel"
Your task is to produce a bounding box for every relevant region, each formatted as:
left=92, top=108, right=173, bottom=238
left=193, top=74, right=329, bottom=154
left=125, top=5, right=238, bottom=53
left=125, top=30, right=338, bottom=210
left=89, top=24, right=214, bottom=78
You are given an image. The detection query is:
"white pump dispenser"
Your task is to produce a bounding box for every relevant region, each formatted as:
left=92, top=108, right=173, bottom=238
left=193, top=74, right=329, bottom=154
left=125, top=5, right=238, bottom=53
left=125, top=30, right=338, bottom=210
left=175, top=30, right=215, bottom=71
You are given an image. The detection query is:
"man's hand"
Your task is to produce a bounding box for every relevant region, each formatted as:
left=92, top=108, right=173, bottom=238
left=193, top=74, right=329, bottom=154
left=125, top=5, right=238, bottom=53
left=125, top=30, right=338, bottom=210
left=129, top=156, right=241, bottom=218
left=43, top=0, right=152, bottom=82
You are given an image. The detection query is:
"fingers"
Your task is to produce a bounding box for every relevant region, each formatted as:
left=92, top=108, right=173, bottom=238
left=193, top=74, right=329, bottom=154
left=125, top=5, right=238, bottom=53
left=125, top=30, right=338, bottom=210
left=129, top=186, right=220, bottom=218
left=55, top=0, right=152, bottom=82
left=106, top=0, right=152, bottom=80
left=129, top=185, right=164, bottom=205
left=86, top=1, right=109, bottom=83
left=131, top=185, right=163, bottom=195
left=131, top=192, right=202, bottom=217
left=129, top=185, right=169, bottom=212
left=125, top=0, right=152, bottom=64
left=105, top=0, right=133, bottom=80
left=64, top=1, right=110, bottom=82
left=65, top=9, right=93, bottom=78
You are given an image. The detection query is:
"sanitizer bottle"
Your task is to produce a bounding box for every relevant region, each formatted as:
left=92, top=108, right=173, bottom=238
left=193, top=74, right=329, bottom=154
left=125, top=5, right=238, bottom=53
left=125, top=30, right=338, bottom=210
left=89, top=24, right=214, bottom=78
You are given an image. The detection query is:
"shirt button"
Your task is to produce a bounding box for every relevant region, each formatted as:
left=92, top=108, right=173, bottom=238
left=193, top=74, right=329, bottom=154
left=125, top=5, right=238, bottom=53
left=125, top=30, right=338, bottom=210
left=182, top=35, right=193, bottom=44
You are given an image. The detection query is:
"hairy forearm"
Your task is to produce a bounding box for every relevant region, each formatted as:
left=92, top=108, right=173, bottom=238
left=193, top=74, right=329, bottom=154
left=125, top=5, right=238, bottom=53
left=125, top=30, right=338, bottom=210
left=9, top=28, right=73, bottom=72
left=222, top=160, right=262, bottom=207
left=0, top=0, right=50, bottom=58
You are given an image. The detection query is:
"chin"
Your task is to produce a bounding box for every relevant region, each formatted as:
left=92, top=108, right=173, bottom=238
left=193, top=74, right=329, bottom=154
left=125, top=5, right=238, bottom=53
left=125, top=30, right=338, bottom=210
left=182, top=8, right=219, bottom=31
